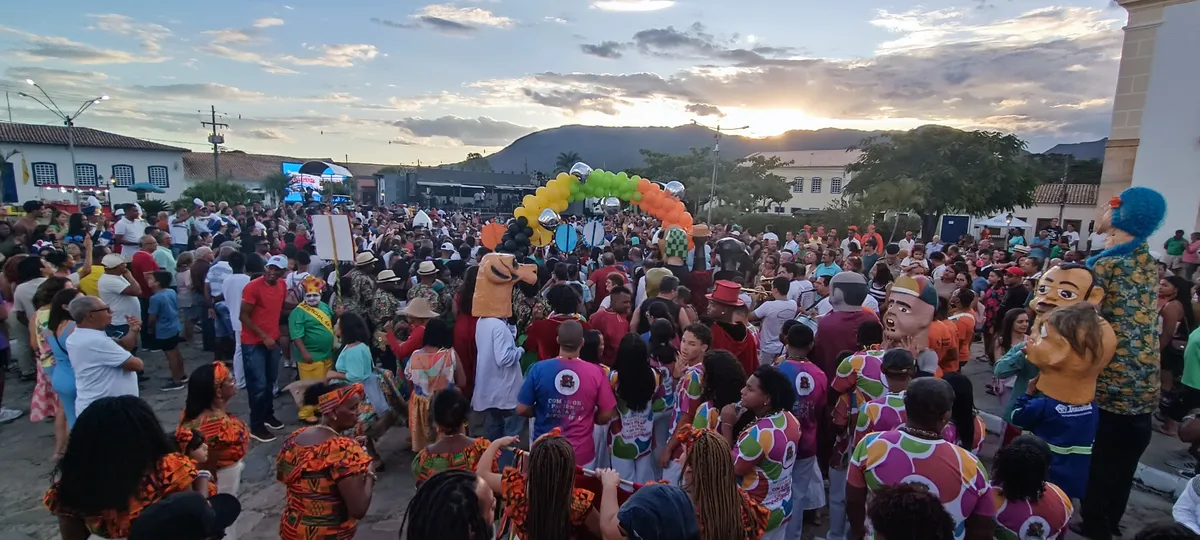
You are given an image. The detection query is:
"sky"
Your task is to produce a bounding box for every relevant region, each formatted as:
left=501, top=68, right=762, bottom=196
left=0, top=0, right=1125, bottom=165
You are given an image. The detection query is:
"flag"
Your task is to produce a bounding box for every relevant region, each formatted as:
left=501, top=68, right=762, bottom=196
left=21, top=156, right=29, bottom=184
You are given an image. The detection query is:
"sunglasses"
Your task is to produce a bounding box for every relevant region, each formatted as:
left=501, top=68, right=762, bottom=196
left=91, top=307, right=112, bottom=314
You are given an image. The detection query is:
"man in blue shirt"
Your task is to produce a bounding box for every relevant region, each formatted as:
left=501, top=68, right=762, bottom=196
left=815, top=249, right=843, bottom=278
left=1029, top=230, right=1051, bottom=259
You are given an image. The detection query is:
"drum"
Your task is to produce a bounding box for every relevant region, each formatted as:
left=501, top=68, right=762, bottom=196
left=795, top=314, right=819, bottom=337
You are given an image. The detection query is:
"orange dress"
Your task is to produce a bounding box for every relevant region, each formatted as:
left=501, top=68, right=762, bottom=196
left=411, top=437, right=490, bottom=487
left=44, top=453, right=198, bottom=539
left=276, top=428, right=373, bottom=540
left=179, top=411, right=250, bottom=469
left=501, top=467, right=594, bottom=538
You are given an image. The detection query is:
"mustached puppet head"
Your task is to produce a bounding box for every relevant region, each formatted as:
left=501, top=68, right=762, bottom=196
left=1026, top=302, right=1117, bottom=405
left=1089, top=186, right=1166, bottom=266
left=473, top=253, right=538, bottom=319
left=301, top=275, right=325, bottom=306
left=884, top=275, right=937, bottom=345
left=1029, top=263, right=1103, bottom=326
left=829, top=271, right=868, bottom=312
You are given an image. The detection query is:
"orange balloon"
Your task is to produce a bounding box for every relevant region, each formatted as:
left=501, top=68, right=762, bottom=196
left=481, top=222, right=505, bottom=250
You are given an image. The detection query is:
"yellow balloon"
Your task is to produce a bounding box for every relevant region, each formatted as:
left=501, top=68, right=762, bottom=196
left=553, top=199, right=568, bottom=213
left=533, top=227, right=553, bottom=247
left=522, top=195, right=536, bottom=208
left=513, top=207, right=529, bottom=220
left=556, top=172, right=573, bottom=183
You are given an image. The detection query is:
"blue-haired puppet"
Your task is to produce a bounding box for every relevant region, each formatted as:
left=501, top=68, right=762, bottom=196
left=1073, top=186, right=1165, bottom=538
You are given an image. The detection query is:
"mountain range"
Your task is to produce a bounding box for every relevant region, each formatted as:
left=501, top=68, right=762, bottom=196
left=475, top=124, right=1106, bottom=173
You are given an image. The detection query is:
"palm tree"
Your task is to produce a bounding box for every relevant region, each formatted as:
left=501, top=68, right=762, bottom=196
left=554, top=151, right=583, bottom=174
left=261, top=172, right=294, bottom=205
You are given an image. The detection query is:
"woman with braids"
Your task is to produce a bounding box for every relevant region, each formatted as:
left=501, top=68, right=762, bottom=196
left=477, top=430, right=602, bottom=539
left=44, top=395, right=210, bottom=539
left=402, top=469, right=495, bottom=540
left=941, top=372, right=986, bottom=455
left=718, top=365, right=801, bottom=539
left=607, top=333, right=661, bottom=484
left=866, top=483, right=956, bottom=540
left=674, top=426, right=769, bottom=540
left=31, top=276, right=71, bottom=456
left=992, top=434, right=1073, bottom=539
left=691, top=349, right=747, bottom=430
left=179, top=362, right=250, bottom=498
left=276, top=382, right=376, bottom=540
left=411, top=389, right=489, bottom=487
left=404, top=316, right=464, bottom=452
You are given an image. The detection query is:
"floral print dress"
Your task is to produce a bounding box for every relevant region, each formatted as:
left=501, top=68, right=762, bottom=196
left=733, top=410, right=802, bottom=532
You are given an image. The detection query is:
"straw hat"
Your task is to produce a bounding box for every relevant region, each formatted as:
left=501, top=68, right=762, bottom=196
left=404, top=298, right=439, bottom=319
left=417, top=261, right=438, bottom=276
left=377, top=270, right=400, bottom=283
left=355, top=252, right=378, bottom=266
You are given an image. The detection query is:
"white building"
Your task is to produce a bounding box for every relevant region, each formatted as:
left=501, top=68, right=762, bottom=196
left=745, top=150, right=862, bottom=214
left=1101, top=0, right=1200, bottom=248
left=0, top=123, right=188, bottom=207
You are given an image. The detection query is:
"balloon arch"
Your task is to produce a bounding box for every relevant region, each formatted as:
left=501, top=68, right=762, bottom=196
left=510, top=163, right=695, bottom=247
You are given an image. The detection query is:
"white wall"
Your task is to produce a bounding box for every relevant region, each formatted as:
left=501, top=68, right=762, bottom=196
left=766, top=166, right=851, bottom=214
left=1130, top=0, right=1200, bottom=247
left=2, top=144, right=186, bottom=206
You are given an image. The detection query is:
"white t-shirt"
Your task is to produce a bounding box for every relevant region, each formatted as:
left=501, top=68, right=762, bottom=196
left=754, top=299, right=798, bottom=356
left=222, top=274, right=251, bottom=332
left=68, top=327, right=137, bottom=414
left=1089, top=232, right=1107, bottom=252
left=206, top=261, right=233, bottom=296
left=98, top=274, right=142, bottom=323
left=12, top=277, right=47, bottom=320
left=897, top=238, right=916, bottom=253
left=168, top=216, right=192, bottom=246
left=901, top=257, right=930, bottom=271
left=1065, top=231, right=1080, bottom=250
left=787, top=279, right=815, bottom=309
left=113, top=218, right=149, bottom=259
left=816, top=295, right=881, bottom=317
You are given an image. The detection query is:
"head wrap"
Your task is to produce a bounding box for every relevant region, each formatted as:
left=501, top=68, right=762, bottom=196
left=318, top=383, right=364, bottom=415
left=301, top=274, right=326, bottom=295
left=212, top=362, right=232, bottom=390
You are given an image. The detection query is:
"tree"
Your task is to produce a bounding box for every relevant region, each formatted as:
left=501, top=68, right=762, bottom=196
left=555, top=151, right=583, bottom=174
left=1030, top=154, right=1102, bottom=185
left=261, top=172, right=296, bottom=203
left=637, top=148, right=792, bottom=215
left=175, top=180, right=250, bottom=209
left=462, top=152, right=493, bottom=172
left=844, top=126, right=1040, bottom=240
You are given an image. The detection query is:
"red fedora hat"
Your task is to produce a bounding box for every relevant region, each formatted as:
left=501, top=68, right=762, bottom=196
left=706, top=280, right=745, bottom=307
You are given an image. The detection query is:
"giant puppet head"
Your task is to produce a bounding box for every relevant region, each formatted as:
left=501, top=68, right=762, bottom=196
left=1026, top=303, right=1117, bottom=405
left=472, top=253, right=538, bottom=319
left=1029, top=263, right=1104, bottom=326
left=714, top=237, right=754, bottom=284
left=829, top=271, right=868, bottom=313
left=1088, top=186, right=1166, bottom=267
left=883, top=275, right=937, bottom=346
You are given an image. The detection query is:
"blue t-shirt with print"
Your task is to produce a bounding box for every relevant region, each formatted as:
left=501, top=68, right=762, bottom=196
left=149, top=289, right=182, bottom=337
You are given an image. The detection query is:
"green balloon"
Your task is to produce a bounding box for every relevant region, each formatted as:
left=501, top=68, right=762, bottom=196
left=632, top=192, right=643, bottom=202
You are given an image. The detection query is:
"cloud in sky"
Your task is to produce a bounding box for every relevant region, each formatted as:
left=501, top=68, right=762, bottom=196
left=86, top=14, right=172, bottom=54
left=393, top=115, right=536, bottom=146
left=0, top=25, right=169, bottom=64
left=580, top=41, right=625, bottom=59
left=372, top=4, right=516, bottom=35
left=244, top=128, right=294, bottom=141
left=590, top=0, right=676, bottom=12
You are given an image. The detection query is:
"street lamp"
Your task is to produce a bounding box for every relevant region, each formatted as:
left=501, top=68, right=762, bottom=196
left=693, top=121, right=750, bottom=223
left=18, top=79, right=110, bottom=200
left=1005, top=212, right=1014, bottom=226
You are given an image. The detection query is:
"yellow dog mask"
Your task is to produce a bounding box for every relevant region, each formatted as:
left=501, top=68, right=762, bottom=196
left=472, top=253, right=538, bottom=319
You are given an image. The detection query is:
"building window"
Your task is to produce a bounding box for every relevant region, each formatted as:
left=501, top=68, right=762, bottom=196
left=148, top=166, right=169, bottom=188
left=811, top=177, right=822, bottom=193
left=792, top=177, right=804, bottom=193
left=831, top=177, right=842, bottom=194
left=774, top=206, right=784, bottom=214
left=112, top=165, right=135, bottom=187
left=790, top=207, right=800, bottom=214
left=75, top=163, right=98, bottom=187
left=32, top=162, right=58, bottom=186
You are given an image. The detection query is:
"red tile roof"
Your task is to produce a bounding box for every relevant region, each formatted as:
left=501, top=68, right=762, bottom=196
left=182, top=152, right=395, bottom=182
left=1033, top=183, right=1099, bottom=206
left=0, top=122, right=188, bottom=152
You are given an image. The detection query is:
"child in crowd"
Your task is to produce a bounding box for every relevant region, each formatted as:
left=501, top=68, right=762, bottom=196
left=148, top=270, right=187, bottom=391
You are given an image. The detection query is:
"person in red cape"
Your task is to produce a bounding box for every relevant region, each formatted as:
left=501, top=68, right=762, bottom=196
left=687, top=224, right=713, bottom=317
left=524, top=283, right=592, bottom=361
left=452, top=265, right=480, bottom=399
left=704, top=280, right=758, bottom=375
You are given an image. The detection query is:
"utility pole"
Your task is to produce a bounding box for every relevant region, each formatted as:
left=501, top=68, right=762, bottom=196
left=5, top=92, right=10, bottom=122
left=201, top=106, right=227, bottom=182
left=697, top=123, right=749, bottom=223
left=1057, top=156, right=1070, bottom=223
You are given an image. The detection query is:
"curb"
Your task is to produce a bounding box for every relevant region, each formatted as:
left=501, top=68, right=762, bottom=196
left=978, top=411, right=1188, bottom=501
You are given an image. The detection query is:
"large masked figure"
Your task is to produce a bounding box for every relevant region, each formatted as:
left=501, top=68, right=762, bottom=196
left=994, top=263, right=1112, bottom=419
left=1073, top=186, right=1166, bottom=538
left=882, top=275, right=939, bottom=376
left=1012, top=303, right=1115, bottom=500
left=685, top=224, right=713, bottom=316
left=812, top=272, right=877, bottom=380
left=472, top=253, right=538, bottom=319
left=714, top=237, right=754, bottom=285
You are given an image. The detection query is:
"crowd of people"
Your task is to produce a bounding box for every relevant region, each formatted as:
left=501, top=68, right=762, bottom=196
left=2, top=193, right=1199, bottom=540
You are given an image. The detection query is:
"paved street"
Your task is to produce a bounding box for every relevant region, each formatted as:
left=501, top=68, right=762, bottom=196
left=0, top=338, right=1181, bottom=540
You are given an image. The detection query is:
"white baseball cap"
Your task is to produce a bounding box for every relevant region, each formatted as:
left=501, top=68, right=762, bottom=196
left=101, top=254, right=126, bottom=269
left=440, top=242, right=454, bottom=251
left=266, top=255, right=288, bottom=269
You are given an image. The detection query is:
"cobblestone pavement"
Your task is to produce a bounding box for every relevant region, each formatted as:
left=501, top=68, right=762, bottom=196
left=0, top=338, right=1178, bottom=540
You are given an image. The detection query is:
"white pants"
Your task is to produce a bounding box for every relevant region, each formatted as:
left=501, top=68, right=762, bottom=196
left=662, top=460, right=683, bottom=486
left=784, top=456, right=825, bottom=540
left=612, top=453, right=657, bottom=485
left=827, top=466, right=850, bottom=540
left=217, top=461, right=245, bottom=540
left=592, top=423, right=611, bottom=469
left=232, top=332, right=246, bottom=389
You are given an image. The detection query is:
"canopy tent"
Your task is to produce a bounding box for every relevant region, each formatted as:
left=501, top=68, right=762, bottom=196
left=975, top=214, right=1033, bottom=229
left=297, top=161, right=353, bottom=179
